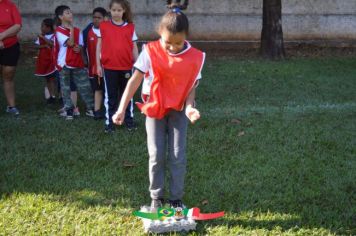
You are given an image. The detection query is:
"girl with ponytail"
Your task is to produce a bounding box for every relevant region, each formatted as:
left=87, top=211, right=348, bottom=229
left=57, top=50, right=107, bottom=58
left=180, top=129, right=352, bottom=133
left=113, top=0, right=205, bottom=212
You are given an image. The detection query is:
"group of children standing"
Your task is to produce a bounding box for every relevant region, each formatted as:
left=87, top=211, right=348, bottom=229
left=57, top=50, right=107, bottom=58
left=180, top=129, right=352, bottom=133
left=35, top=0, right=137, bottom=131
left=35, top=0, right=205, bottom=212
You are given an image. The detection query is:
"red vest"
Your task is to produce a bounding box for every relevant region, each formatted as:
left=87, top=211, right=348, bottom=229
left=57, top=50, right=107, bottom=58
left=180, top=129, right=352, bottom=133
left=54, top=26, right=85, bottom=70
left=99, top=21, right=134, bottom=70
left=35, top=35, right=56, bottom=76
left=86, top=27, right=98, bottom=77
left=136, top=40, right=205, bottom=119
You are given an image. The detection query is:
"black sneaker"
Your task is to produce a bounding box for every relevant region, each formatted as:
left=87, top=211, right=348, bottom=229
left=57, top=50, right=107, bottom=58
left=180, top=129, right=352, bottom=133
left=94, top=110, right=104, bottom=120
left=65, top=109, right=74, bottom=120
left=46, top=96, right=56, bottom=104
left=150, top=198, right=164, bottom=213
left=125, top=120, right=137, bottom=132
left=104, top=124, right=115, bottom=133
left=6, top=106, right=20, bottom=116
left=169, top=199, right=186, bottom=209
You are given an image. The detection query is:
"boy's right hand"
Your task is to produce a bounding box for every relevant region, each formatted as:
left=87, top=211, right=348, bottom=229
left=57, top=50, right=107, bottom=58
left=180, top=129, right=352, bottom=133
left=112, top=111, right=125, bottom=125
left=97, top=66, right=103, bottom=78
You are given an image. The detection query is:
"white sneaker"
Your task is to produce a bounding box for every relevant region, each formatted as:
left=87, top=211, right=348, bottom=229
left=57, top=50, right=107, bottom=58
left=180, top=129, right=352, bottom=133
left=85, top=109, right=94, bottom=117
left=58, top=107, right=65, bottom=114
left=59, top=110, right=67, bottom=117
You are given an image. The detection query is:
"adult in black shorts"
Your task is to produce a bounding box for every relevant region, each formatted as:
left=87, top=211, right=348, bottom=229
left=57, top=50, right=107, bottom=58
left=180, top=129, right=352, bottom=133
left=0, top=0, right=22, bottom=116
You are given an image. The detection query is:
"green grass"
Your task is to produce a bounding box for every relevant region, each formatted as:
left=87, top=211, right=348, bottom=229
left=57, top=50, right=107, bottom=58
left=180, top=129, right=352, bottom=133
left=0, top=57, right=355, bottom=235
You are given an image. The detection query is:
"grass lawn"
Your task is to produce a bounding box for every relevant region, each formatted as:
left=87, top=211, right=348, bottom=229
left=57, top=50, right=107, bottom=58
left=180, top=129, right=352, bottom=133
left=0, top=57, right=355, bottom=235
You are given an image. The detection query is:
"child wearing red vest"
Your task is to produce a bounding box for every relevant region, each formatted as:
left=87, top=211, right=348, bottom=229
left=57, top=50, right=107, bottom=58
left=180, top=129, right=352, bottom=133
left=54, top=5, right=94, bottom=120
left=113, top=1, right=205, bottom=212
left=96, top=0, right=139, bottom=132
left=34, top=18, right=58, bottom=104
left=83, top=7, right=108, bottom=120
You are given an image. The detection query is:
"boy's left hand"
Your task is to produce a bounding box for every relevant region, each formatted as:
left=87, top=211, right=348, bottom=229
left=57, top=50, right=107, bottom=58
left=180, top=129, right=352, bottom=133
left=73, top=45, right=80, bottom=53
left=185, top=106, right=200, bottom=124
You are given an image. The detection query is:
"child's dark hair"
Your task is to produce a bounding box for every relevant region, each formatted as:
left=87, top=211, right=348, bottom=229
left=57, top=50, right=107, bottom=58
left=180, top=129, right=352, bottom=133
left=42, top=18, right=54, bottom=32
left=159, top=0, right=189, bottom=34
left=93, top=7, right=107, bottom=17
left=109, top=0, right=133, bottom=23
left=166, top=0, right=189, bottom=10
left=54, top=5, right=70, bottom=25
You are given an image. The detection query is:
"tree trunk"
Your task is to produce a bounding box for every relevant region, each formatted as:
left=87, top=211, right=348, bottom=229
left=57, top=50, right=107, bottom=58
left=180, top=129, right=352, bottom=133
left=260, top=0, right=285, bottom=59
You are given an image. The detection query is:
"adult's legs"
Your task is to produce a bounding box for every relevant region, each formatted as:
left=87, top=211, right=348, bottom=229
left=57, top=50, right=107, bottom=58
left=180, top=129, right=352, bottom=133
left=2, top=65, right=17, bottom=107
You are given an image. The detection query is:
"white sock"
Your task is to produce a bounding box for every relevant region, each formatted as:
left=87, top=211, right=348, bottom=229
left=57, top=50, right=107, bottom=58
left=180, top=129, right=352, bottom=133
left=44, top=86, right=50, bottom=99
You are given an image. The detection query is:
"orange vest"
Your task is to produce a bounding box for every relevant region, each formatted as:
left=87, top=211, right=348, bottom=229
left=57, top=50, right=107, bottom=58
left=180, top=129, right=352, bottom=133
left=136, top=40, right=205, bottom=119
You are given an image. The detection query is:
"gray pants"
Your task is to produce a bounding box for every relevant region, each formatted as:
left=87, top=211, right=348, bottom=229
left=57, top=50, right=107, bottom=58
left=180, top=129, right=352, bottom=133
left=146, top=110, right=188, bottom=201
left=59, top=66, right=94, bottom=111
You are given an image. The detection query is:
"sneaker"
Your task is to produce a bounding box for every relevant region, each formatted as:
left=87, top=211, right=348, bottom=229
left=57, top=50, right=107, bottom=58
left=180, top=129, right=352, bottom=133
left=46, top=96, right=56, bottom=104
left=58, top=106, right=65, bottom=114
left=65, top=109, right=74, bottom=120
left=94, top=110, right=104, bottom=120
left=85, top=109, right=94, bottom=117
left=73, top=107, right=80, bottom=117
left=125, top=120, right=137, bottom=132
left=169, top=200, right=186, bottom=209
left=59, top=107, right=67, bottom=117
left=150, top=198, right=165, bottom=213
left=104, top=124, right=115, bottom=133
left=6, top=106, right=20, bottom=116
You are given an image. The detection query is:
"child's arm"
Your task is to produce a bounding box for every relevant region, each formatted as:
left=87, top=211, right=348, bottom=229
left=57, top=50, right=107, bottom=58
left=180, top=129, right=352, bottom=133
left=96, top=38, right=102, bottom=77
left=112, top=70, right=144, bottom=125
left=185, top=83, right=200, bottom=124
left=39, top=35, right=54, bottom=47
left=34, top=36, right=48, bottom=49
left=65, top=24, right=75, bottom=47
left=133, top=42, right=139, bottom=62
left=81, top=31, right=89, bottom=66
left=80, top=47, right=88, bottom=66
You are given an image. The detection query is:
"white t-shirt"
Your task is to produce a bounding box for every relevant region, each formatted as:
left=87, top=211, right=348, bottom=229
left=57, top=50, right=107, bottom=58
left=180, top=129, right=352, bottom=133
left=35, top=33, right=54, bottom=45
left=56, top=27, right=84, bottom=68
left=134, top=41, right=202, bottom=96
left=95, top=21, right=138, bottom=41
left=92, top=27, right=100, bottom=37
